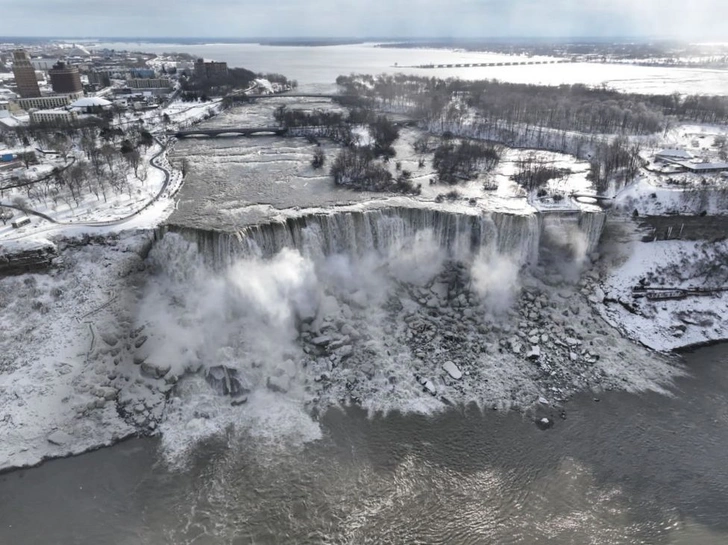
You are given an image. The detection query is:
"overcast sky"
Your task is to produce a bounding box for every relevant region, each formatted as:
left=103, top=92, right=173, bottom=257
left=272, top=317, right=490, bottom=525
left=1, top=0, right=727, bottom=40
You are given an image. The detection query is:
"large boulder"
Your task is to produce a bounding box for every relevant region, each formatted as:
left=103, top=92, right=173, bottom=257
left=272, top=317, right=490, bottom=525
left=442, top=361, right=462, bottom=380
left=141, top=361, right=171, bottom=379
left=267, top=375, right=290, bottom=394
left=47, top=430, right=72, bottom=446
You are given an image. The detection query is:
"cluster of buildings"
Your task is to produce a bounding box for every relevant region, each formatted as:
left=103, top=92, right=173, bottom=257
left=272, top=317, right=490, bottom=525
left=0, top=45, right=193, bottom=130
left=1, top=50, right=86, bottom=126
left=655, top=148, right=728, bottom=174
left=194, top=58, right=229, bottom=80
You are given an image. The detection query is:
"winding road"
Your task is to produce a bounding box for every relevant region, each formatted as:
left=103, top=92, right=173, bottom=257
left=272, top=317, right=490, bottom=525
left=0, top=137, right=176, bottom=240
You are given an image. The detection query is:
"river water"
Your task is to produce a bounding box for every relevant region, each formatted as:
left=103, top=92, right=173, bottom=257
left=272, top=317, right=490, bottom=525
left=0, top=343, right=726, bottom=544
left=90, top=41, right=728, bottom=96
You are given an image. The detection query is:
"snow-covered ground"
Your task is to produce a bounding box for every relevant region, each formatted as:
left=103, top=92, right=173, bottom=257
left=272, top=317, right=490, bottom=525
left=614, top=176, right=728, bottom=216
left=599, top=233, right=728, bottom=351
left=161, top=99, right=223, bottom=129
left=0, top=146, right=165, bottom=237
left=0, top=235, right=151, bottom=471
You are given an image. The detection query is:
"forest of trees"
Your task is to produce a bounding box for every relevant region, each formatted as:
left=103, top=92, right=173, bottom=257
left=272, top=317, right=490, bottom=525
left=182, top=67, right=295, bottom=100
left=330, top=148, right=420, bottom=194
left=0, top=123, right=157, bottom=217
left=336, top=74, right=665, bottom=194
left=337, top=74, right=728, bottom=130
left=510, top=154, right=572, bottom=195
left=432, top=140, right=501, bottom=184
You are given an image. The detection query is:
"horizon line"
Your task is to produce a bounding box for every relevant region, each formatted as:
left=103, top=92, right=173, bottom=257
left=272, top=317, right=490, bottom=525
left=0, top=35, right=711, bottom=42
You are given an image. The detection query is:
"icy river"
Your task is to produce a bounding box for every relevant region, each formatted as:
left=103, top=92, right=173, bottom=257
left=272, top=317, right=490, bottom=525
left=91, top=41, right=728, bottom=96
left=1, top=343, right=727, bottom=544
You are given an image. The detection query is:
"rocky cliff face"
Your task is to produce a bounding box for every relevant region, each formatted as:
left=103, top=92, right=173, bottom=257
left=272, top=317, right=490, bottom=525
left=161, top=206, right=606, bottom=269
left=0, top=242, right=58, bottom=276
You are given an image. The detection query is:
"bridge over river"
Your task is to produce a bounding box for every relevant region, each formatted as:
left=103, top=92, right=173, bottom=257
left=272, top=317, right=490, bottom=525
left=171, top=127, right=288, bottom=138
left=408, top=59, right=572, bottom=69
left=223, top=93, right=357, bottom=105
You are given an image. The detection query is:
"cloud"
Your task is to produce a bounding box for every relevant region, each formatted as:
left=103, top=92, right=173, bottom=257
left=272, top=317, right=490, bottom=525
left=0, top=0, right=726, bottom=38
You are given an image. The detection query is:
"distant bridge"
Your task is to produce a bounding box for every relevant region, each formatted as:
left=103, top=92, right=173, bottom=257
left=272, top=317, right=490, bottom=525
left=224, top=93, right=353, bottom=103
left=409, top=59, right=572, bottom=69
left=171, top=127, right=288, bottom=138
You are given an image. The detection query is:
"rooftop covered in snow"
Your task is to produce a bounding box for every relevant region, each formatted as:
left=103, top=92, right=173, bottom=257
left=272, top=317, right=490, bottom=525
left=70, top=96, right=112, bottom=109
left=655, top=148, right=693, bottom=160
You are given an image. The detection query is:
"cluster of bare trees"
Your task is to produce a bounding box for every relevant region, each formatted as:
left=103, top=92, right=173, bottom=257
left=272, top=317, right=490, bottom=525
left=274, top=103, right=411, bottom=193
left=586, top=136, right=643, bottom=194
left=432, top=140, right=501, bottom=184
left=274, top=107, right=401, bottom=157
left=338, top=74, right=728, bottom=129
left=182, top=67, right=257, bottom=98
left=714, top=135, right=727, bottom=161
left=311, top=148, right=325, bottom=169
left=646, top=94, right=728, bottom=124
left=331, top=148, right=392, bottom=190
left=274, top=106, right=346, bottom=128
left=275, top=107, right=357, bottom=144
left=511, top=154, right=571, bottom=195
left=1, top=123, right=156, bottom=213
left=330, top=148, right=419, bottom=194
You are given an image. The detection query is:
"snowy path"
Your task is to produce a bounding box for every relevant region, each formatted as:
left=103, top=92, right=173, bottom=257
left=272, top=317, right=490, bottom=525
left=0, top=137, right=179, bottom=243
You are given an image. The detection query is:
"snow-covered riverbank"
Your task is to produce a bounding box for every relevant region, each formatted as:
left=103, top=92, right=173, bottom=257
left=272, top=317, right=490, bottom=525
left=0, top=234, right=152, bottom=472
left=599, top=233, right=728, bottom=352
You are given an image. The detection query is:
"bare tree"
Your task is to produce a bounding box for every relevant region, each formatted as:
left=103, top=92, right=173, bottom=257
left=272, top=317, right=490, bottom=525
left=52, top=134, right=73, bottom=163
left=123, top=149, right=142, bottom=179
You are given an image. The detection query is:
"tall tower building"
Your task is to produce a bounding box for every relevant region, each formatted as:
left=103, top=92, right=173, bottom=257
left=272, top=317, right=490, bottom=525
left=12, top=49, right=41, bottom=98
left=49, top=61, right=83, bottom=94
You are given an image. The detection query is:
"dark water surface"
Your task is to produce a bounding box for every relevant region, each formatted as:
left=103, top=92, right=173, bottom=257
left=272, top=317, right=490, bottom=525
left=1, top=344, right=727, bottom=544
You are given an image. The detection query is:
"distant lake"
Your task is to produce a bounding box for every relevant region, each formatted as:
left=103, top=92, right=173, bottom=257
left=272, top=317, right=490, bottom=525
left=91, top=41, right=728, bottom=95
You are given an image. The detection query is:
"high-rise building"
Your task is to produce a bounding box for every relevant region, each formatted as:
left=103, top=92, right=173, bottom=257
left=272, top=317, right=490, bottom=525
left=12, top=50, right=41, bottom=98
left=194, top=58, right=228, bottom=79
left=49, top=61, right=83, bottom=94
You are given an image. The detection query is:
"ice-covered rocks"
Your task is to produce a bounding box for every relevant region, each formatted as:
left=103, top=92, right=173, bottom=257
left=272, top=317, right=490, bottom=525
left=267, top=375, right=291, bottom=394
left=442, top=361, right=462, bottom=380
left=47, top=430, right=73, bottom=446
left=205, top=366, right=245, bottom=397
left=417, top=376, right=437, bottom=396
left=526, top=345, right=541, bottom=360
left=141, top=361, right=171, bottom=379
left=536, top=417, right=554, bottom=430
left=311, top=335, right=333, bottom=347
